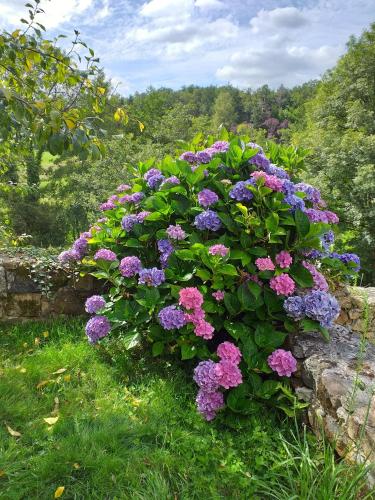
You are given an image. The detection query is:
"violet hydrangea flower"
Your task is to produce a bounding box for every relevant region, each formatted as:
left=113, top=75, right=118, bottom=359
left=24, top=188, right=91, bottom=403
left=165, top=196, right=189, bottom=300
left=138, top=267, right=165, bottom=287
left=194, top=210, right=221, bottom=231
left=302, top=261, right=329, bottom=292
left=166, top=224, right=186, bottom=240
left=275, top=251, right=293, bottom=269
left=197, top=189, right=219, bottom=207
left=85, top=316, right=110, bottom=344
left=229, top=180, right=254, bottom=202
left=212, top=290, right=225, bottom=301
left=121, top=214, right=140, bottom=232
left=158, top=305, right=186, bottom=330
left=94, top=249, right=117, bottom=262
left=196, top=389, right=224, bottom=421
left=194, top=360, right=220, bottom=392
left=283, top=295, right=305, bottom=320
left=179, top=151, right=197, bottom=163
left=157, top=239, right=174, bottom=268
left=85, top=295, right=106, bottom=314
left=119, top=256, right=142, bottom=277
left=209, top=244, right=229, bottom=257
left=304, top=290, right=340, bottom=327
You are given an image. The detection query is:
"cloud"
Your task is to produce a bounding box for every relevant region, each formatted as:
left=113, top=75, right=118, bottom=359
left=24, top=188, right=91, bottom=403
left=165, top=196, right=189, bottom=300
left=216, top=44, right=341, bottom=87
left=140, top=0, right=192, bottom=18
left=195, top=0, right=226, bottom=9
left=250, top=7, right=309, bottom=33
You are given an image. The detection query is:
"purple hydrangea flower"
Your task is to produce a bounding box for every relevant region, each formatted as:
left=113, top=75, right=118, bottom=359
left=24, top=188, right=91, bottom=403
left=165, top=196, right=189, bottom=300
left=196, top=389, right=224, bottom=421
left=194, top=360, right=220, bottom=392
left=249, top=151, right=270, bottom=169
left=211, top=140, right=229, bottom=152
left=281, top=180, right=296, bottom=196
left=196, top=150, right=211, bottom=164
left=121, top=214, right=139, bottom=232
left=136, top=211, right=151, bottom=222
left=99, top=201, right=115, bottom=211
left=85, top=316, right=110, bottom=344
left=194, top=210, right=222, bottom=231
left=166, top=224, right=186, bottom=240
left=148, top=173, right=165, bottom=189
left=180, top=151, right=197, bottom=163
left=304, top=209, right=339, bottom=224
left=58, top=249, right=80, bottom=263
left=157, top=239, right=174, bottom=268
left=268, top=349, right=297, bottom=377
left=85, top=295, right=106, bottom=314
left=229, top=180, right=254, bottom=202
left=295, top=183, right=321, bottom=204
left=321, top=230, right=335, bottom=251
left=94, top=249, right=117, bottom=261
left=73, top=237, right=88, bottom=258
left=130, top=192, right=145, bottom=204
left=283, top=295, right=305, bottom=320
left=283, top=194, right=306, bottom=212
left=304, top=290, right=340, bottom=328
left=330, top=252, right=361, bottom=271
left=266, top=163, right=290, bottom=179
left=138, top=267, right=165, bottom=287
left=119, top=256, right=142, bottom=277
left=158, top=305, right=186, bottom=330
left=116, top=184, right=131, bottom=193
left=161, top=176, right=180, bottom=187
left=144, top=168, right=162, bottom=181
left=197, top=189, right=219, bottom=207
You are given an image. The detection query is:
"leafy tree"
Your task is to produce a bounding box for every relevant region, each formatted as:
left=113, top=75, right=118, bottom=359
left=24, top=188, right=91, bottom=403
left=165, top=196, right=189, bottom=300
left=293, top=23, right=375, bottom=282
left=212, top=90, right=239, bottom=130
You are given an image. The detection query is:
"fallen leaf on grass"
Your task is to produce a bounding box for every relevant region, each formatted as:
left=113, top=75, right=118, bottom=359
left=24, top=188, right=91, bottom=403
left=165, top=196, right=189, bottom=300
left=6, top=425, right=21, bottom=437
left=54, top=486, right=65, bottom=498
left=52, top=368, right=67, bottom=375
left=43, top=416, right=59, bottom=426
left=0, top=470, right=6, bottom=478
left=73, top=463, right=80, bottom=469
left=19, top=367, right=26, bottom=373
left=36, top=380, right=50, bottom=389
left=34, top=337, right=41, bottom=345
left=42, top=331, right=49, bottom=338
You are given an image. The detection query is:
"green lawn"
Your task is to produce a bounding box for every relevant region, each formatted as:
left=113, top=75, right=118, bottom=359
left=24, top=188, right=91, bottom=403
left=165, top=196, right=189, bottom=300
left=0, top=320, right=372, bottom=499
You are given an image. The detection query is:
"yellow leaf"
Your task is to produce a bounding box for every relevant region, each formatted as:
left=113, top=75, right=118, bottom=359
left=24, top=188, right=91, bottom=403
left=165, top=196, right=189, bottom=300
left=64, top=118, right=76, bottom=130
left=138, top=121, right=145, bottom=132
left=43, top=331, right=49, bottom=338
left=37, top=380, right=50, bottom=389
left=114, top=107, right=128, bottom=123
left=52, top=368, right=67, bottom=375
left=54, top=486, right=65, bottom=498
left=73, top=463, right=80, bottom=469
left=34, top=337, right=40, bottom=345
left=0, top=469, right=6, bottom=478
left=19, top=368, right=26, bottom=373
left=63, top=374, right=71, bottom=382
left=6, top=425, right=21, bottom=437
left=44, top=416, right=59, bottom=426
left=97, top=87, right=106, bottom=95
left=23, top=342, right=28, bottom=348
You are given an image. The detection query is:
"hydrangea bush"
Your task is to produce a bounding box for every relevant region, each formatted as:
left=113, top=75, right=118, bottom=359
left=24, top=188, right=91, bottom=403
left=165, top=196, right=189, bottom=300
left=60, top=131, right=360, bottom=420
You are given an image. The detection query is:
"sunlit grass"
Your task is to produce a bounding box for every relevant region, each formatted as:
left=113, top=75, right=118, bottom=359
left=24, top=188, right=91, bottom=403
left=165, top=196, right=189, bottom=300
left=0, top=319, right=372, bottom=499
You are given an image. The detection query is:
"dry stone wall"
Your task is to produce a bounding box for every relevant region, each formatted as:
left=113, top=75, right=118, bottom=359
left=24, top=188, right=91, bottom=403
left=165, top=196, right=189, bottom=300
left=0, top=254, right=100, bottom=321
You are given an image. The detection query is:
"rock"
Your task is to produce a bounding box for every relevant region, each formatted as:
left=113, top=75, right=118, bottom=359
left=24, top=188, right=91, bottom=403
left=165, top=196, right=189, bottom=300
left=291, top=325, right=375, bottom=486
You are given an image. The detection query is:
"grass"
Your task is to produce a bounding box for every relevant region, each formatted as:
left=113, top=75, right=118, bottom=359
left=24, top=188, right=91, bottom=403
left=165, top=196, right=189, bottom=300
left=0, top=319, right=373, bottom=499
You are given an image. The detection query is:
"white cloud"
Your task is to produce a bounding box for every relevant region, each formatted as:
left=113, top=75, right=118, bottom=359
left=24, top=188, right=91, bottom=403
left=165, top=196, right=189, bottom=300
left=250, top=7, right=309, bottom=33
left=195, top=0, right=225, bottom=9
left=140, top=0, right=192, bottom=18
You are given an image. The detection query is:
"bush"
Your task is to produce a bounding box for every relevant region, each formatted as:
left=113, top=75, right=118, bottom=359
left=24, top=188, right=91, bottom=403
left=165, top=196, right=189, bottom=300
left=61, top=130, right=359, bottom=421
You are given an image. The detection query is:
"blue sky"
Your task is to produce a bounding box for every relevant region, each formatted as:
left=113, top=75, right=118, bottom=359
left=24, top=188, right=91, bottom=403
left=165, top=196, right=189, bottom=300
left=1, top=0, right=374, bottom=95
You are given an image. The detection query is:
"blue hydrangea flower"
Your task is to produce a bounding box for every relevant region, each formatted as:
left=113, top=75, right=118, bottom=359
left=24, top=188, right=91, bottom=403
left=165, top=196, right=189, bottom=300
left=138, top=267, right=165, bottom=287
left=194, top=210, right=222, bottom=231
left=158, top=305, right=186, bottom=330
left=85, top=316, right=111, bottom=344
left=304, top=290, right=340, bottom=328
left=229, top=179, right=254, bottom=202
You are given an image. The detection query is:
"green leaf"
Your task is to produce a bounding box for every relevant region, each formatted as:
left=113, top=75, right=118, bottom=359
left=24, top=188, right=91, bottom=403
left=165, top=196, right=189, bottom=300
left=301, top=319, right=319, bottom=332
left=224, top=320, right=249, bottom=340
left=237, top=283, right=257, bottom=310
left=196, top=268, right=211, bottom=281
left=248, top=247, right=268, bottom=256
left=223, top=293, right=241, bottom=316
left=181, top=344, right=197, bottom=360
left=294, top=209, right=310, bottom=237
left=152, top=341, right=164, bottom=356
left=254, top=323, right=287, bottom=350
left=289, top=263, right=314, bottom=288
left=175, top=249, right=194, bottom=261
left=122, top=331, right=141, bottom=350
left=265, top=212, right=279, bottom=233
left=219, top=264, right=238, bottom=276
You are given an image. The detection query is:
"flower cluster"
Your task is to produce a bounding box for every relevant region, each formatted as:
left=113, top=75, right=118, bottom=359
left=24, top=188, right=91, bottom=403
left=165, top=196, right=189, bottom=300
left=85, top=295, right=106, bottom=314
left=284, top=290, right=340, bottom=327
left=194, top=341, right=242, bottom=420
left=198, top=189, right=219, bottom=207
left=194, top=210, right=221, bottom=231
left=268, top=349, right=297, bottom=377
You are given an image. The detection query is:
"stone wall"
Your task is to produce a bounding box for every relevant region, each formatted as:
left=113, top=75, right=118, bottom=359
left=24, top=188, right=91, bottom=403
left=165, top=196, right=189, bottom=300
left=335, top=285, right=375, bottom=339
left=0, top=254, right=99, bottom=321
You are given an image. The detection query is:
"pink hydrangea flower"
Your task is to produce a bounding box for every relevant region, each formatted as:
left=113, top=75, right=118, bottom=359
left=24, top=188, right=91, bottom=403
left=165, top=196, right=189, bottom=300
left=179, top=287, right=204, bottom=310
left=269, top=274, right=295, bottom=296
left=302, top=261, right=329, bottom=292
left=212, top=290, right=225, bottom=301
left=184, top=308, right=205, bottom=325
left=255, top=257, right=275, bottom=271
left=214, top=360, right=242, bottom=389
left=275, top=251, right=293, bottom=269
left=251, top=171, right=283, bottom=191
left=194, top=320, right=215, bottom=340
left=209, top=244, right=229, bottom=257
left=217, top=342, right=242, bottom=365
left=268, top=349, right=297, bottom=377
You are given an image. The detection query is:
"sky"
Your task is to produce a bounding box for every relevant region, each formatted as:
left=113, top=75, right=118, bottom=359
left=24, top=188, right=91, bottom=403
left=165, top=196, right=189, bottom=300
left=1, top=0, right=374, bottom=95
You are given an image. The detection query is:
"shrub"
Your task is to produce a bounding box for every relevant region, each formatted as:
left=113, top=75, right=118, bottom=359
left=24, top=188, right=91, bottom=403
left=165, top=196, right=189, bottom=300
left=61, top=130, right=359, bottom=421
